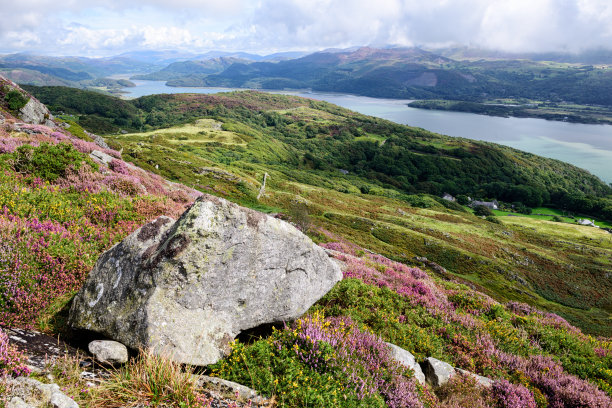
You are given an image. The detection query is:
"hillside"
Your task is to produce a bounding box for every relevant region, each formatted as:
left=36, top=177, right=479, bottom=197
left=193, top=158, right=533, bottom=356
left=0, top=77, right=611, bottom=407
left=24, top=86, right=612, bottom=334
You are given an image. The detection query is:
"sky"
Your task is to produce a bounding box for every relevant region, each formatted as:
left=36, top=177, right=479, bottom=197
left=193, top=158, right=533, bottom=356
left=1, top=0, right=612, bottom=56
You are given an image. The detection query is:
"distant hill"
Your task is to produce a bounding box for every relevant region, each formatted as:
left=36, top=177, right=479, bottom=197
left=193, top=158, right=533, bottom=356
left=433, top=45, right=612, bottom=64
left=134, top=46, right=612, bottom=106
left=132, top=57, right=252, bottom=81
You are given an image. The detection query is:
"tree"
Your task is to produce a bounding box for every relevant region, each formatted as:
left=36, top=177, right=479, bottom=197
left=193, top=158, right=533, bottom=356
left=473, top=205, right=493, bottom=217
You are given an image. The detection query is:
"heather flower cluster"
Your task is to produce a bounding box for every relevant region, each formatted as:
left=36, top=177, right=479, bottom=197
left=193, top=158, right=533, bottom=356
left=321, top=242, right=447, bottom=312
left=213, top=311, right=424, bottom=407
left=286, top=312, right=423, bottom=407
left=490, top=379, right=537, bottom=408
left=0, top=327, right=30, bottom=377
left=0, top=120, right=201, bottom=327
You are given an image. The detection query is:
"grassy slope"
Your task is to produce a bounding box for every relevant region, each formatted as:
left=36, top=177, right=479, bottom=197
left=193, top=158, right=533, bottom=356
left=1, top=81, right=611, bottom=407
left=102, top=92, right=612, bottom=337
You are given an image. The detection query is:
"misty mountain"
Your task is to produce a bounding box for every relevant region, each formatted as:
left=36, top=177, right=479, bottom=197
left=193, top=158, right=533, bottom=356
left=433, top=46, right=612, bottom=64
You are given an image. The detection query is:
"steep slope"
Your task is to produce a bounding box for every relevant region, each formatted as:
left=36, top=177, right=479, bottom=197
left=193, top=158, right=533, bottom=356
left=0, top=77, right=611, bottom=408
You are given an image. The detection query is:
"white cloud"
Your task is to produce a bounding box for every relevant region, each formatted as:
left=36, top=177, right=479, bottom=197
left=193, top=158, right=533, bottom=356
left=2, top=0, right=612, bottom=55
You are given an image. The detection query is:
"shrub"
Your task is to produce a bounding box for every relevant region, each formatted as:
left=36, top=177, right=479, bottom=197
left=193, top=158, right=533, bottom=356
left=456, top=194, right=470, bottom=205
left=486, top=215, right=501, bottom=224
left=473, top=205, right=493, bottom=217
left=109, top=158, right=131, bottom=175
left=11, top=142, right=93, bottom=181
left=4, top=89, right=29, bottom=111
left=212, top=312, right=423, bottom=408
left=288, top=200, right=311, bottom=233
left=490, top=379, right=537, bottom=408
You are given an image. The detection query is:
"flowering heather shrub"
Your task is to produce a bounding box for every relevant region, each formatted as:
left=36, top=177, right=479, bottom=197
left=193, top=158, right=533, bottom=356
left=50, top=131, right=68, bottom=142
left=70, top=137, right=99, bottom=154
left=490, top=379, right=537, bottom=408
left=16, top=124, right=50, bottom=135
left=0, top=327, right=30, bottom=377
left=290, top=313, right=422, bottom=408
left=0, top=143, right=199, bottom=326
left=319, top=241, right=612, bottom=403
left=109, top=158, right=130, bottom=175
left=103, top=174, right=144, bottom=197
left=0, top=137, right=21, bottom=153
left=212, top=312, right=423, bottom=407
left=320, top=243, right=447, bottom=312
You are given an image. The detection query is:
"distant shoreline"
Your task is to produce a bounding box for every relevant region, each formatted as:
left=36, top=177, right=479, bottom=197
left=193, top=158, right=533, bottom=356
left=407, top=99, right=612, bottom=125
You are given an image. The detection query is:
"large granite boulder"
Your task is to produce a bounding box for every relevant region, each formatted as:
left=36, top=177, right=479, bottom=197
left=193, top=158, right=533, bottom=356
left=69, top=194, right=342, bottom=365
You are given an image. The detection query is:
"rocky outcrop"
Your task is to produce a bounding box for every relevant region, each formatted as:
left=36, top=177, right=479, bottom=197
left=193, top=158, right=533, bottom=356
left=88, top=340, right=128, bottom=364
left=4, top=377, right=78, bottom=408
left=422, top=357, right=456, bottom=387
left=69, top=194, right=342, bottom=366
left=18, top=98, right=54, bottom=127
left=386, top=342, right=425, bottom=384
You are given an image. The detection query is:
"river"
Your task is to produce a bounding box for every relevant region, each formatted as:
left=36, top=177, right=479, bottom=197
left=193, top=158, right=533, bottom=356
left=119, top=80, right=612, bottom=183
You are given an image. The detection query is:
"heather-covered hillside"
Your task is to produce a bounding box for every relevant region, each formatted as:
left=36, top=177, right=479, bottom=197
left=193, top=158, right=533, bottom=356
left=0, top=80, right=611, bottom=407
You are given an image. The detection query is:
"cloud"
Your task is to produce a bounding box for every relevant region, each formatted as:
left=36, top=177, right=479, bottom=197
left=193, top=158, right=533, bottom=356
left=247, top=0, right=612, bottom=52
left=1, top=0, right=612, bottom=55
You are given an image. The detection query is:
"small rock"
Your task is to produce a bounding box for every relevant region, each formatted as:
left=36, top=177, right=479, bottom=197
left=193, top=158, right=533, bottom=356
left=456, top=368, right=493, bottom=388
left=7, top=397, right=32, bottom=408
left=78, top=360, right=92, bottom=368
left=197, top=375, right=265, bottom=404
left=4, top=377, right=78, bottom=408
left=88, top=340, right=128, bottom=364
left=386, top=343, right=425, bottom=384
left=421, top=357, right=456, bottom=387
left=89, top=150, right=115, bottom=166
left=49, top=391, right=79, bottom=408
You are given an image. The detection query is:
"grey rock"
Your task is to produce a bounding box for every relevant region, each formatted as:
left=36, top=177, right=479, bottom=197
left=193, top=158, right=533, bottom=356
left=88, top=132, right=110, bottom=149
left=18, top=98, right=53, bottom=126
left=49, top=392, right=79, bottom=408
left=5, top=377, right=78, bottom=408
left=197, top=375, right=265, bottom=404
left=88, top=340, right=128, bottom=364
left=7, top=397, right=33, bottom=408
left=386, top=342, right=425, bottom=384
left=422, top=357, right=456, bottom=387
left=69, top=194, right=342, bottom=365
left=89, top=150, right=115, bottom=166
left=456, top=368, right=493, bottom=388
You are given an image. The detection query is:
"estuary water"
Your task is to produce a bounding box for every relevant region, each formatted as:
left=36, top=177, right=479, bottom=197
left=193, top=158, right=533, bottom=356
left=120, top=80, right=612, bottom=183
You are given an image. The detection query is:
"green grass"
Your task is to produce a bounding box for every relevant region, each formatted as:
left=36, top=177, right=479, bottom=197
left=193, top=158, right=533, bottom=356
left=108, top=110, right=612, bottom=336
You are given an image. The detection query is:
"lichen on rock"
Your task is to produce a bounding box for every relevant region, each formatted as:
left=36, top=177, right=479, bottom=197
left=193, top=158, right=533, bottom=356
left=69, top=194, right=342, bottom=365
